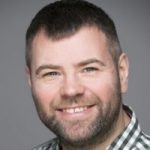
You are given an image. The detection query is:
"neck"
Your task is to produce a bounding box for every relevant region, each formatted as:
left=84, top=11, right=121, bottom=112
left=61, top=108, right=130, bottom=150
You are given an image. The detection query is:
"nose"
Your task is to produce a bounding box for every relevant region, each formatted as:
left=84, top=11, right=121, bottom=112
left=60, top=74, right=85, bottom=98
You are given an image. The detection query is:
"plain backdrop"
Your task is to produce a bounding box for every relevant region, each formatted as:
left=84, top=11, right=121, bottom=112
left=0, top=0, right=150, bottom=149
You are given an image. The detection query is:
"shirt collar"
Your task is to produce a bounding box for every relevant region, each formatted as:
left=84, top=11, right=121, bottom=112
left=107, top=105, right=142, bottom=150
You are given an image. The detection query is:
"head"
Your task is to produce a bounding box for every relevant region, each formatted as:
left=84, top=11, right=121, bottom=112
left=26, top=0, right=122, bottom=69
left=26, top=0, right=129, bottom=149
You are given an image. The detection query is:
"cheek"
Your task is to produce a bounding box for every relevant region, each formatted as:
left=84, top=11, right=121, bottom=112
left=32, top=83, right=59, bottom=109
left=84, top=76, right=117, bottom=102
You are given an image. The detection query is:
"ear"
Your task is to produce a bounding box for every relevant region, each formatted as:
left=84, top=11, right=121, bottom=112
left=118, top=53, right=129, bottom=93
left=25, top=66, right=32, bottom=87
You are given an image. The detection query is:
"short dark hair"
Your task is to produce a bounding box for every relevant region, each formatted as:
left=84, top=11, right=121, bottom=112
left=26, top=0, right=122, bottom=69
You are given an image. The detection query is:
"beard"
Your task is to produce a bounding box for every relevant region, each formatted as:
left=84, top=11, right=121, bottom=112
left=32, top=73, right=122, bottom=149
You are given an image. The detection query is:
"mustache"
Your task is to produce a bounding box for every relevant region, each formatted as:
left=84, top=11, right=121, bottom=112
left=52, top=95, right=100, bottom=109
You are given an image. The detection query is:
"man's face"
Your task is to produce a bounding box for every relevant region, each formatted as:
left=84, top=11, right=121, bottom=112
left=27, top=26, right=128, bottom=146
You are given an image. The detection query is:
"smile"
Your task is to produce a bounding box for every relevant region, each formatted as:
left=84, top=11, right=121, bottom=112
left=58, top=105, right=95, bottom=114
left=62, top=106, right=88, bottom=114
left=57, top=105, right=96, bottom=120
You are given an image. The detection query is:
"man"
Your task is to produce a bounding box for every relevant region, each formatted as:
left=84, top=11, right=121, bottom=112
left=25, top=0, right=150, bottom=149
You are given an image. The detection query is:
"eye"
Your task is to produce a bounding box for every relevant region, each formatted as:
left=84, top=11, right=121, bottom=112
left=43, top=71, right=61, bottom=79
left=82, top=67, right=98, bottom=73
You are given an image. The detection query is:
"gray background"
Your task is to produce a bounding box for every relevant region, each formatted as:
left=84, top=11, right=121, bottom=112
left=0, top=0, right=150, bottom=149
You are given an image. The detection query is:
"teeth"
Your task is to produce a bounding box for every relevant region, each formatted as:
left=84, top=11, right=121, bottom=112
left=63, top=107, right=87, bottom=114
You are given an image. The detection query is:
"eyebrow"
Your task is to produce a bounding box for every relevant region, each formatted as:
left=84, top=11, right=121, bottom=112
left=35, top=64, right=62, bottom=75
left=35, top=58, right=106, bottom=75
left=77, top=58, right=106, bottom=67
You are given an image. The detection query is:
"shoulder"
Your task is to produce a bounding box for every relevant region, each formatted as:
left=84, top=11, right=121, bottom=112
left=32, top=137, right=59, bottom=150
left=132, top=132, right=150, bottom=150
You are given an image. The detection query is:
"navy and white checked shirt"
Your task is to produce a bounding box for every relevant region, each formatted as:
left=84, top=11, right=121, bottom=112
left=32, top=105, right=150, bottom=150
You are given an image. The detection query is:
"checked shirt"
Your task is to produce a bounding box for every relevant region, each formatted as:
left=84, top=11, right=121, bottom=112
left=32, top=105, right=150, bottom=150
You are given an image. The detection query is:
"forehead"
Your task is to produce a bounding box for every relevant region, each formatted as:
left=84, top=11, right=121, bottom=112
left=31, top=26, right=112, bottom=67
left=33, top=26, right=107, bottom=45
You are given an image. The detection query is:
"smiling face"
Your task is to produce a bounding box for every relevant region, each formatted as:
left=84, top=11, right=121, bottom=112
left=27, top=26, right=129, bottom=148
